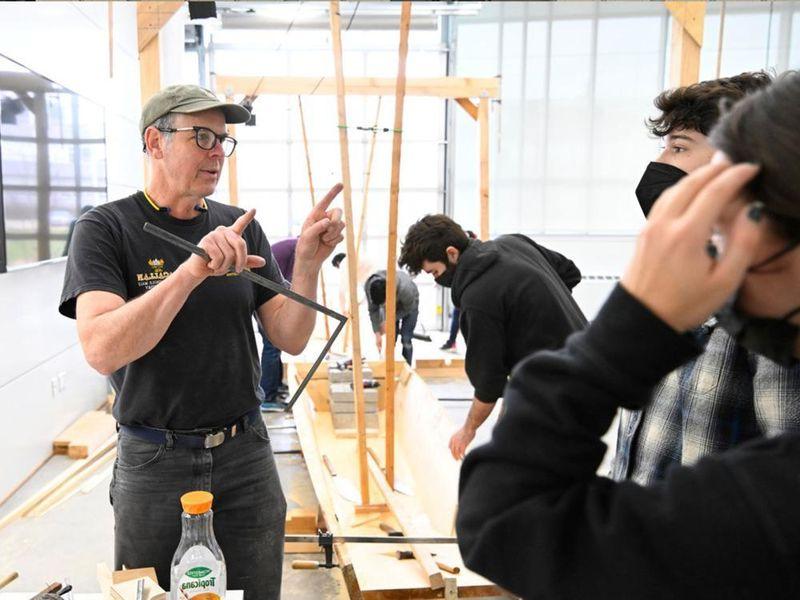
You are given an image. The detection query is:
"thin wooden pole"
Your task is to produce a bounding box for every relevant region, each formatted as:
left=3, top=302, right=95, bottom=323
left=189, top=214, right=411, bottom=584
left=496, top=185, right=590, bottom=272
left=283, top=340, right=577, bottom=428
left=297, top=96, right=332, bottom=339
left=478, top=96, right=490, bottom=240
left=225, top=96, right=240, bottom=208
left=330, top=0, right=369, bottom=506
left=108, top=0, right=114, bottom=79
left=355, top=96, right=383, bottom=254
left=385, top=1, right=412, bottom=488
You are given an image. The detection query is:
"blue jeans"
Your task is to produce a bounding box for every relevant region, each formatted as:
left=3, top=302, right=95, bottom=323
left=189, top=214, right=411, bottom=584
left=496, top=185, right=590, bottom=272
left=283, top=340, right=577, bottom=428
left=110, top=417, right=286, bottom=599
left=259, top=330, right=283, bottom=401
left=446, top=308, right=461, bottom=345
left=396, top=308, right=419, bottom=365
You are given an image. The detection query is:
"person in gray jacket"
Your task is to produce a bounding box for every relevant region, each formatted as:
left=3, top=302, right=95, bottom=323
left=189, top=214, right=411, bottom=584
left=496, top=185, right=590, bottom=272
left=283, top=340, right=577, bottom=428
left=365, top=270, right=420, bottom=364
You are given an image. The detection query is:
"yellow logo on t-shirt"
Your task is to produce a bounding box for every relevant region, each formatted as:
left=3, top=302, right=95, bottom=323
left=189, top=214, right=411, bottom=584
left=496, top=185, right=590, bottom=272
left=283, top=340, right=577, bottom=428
left=147, top=258, right=165, bottom=273
left=137, top=257, right=171, bottom=288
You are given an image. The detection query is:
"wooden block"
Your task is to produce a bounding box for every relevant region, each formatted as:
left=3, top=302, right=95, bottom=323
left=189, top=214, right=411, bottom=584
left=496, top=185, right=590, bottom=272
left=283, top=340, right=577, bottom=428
left=285, top=508, right=318, bottom=534
left=54, top=411, right=117, bottom=459
left=112, top=567, right=158, bottom=585
left=305, top=380, right=330, bottom=412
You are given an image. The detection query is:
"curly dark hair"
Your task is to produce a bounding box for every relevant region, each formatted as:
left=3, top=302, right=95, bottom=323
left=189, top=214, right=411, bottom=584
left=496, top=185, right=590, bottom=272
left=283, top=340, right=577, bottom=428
left=711, top=70, right=800, bottom=238
left=647, top=71, right=773, bottom=137
left=398, top=214, right=469, bottom=275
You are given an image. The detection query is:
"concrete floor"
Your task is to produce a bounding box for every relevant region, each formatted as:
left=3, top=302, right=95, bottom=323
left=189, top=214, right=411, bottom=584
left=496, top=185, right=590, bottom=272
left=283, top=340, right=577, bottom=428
left=0, top=332, right=562, bottom=598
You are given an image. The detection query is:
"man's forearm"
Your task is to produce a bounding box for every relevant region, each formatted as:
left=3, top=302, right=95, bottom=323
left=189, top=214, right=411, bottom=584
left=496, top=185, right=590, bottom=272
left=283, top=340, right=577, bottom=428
left=269, top=260, right=319, bottom=354
left=464, top=397, right=495, bottom=433
left=79, top=263, right=203, bottom=374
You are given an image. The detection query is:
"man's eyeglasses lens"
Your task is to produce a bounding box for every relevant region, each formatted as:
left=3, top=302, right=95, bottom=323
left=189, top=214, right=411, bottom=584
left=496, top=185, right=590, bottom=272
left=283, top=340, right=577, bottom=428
left=195, top=127, right=236, bottom=156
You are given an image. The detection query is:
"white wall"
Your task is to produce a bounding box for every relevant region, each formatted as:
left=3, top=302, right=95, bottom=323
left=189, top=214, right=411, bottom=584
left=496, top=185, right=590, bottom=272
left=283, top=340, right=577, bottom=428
left=0, top=2, right=142, bottom=500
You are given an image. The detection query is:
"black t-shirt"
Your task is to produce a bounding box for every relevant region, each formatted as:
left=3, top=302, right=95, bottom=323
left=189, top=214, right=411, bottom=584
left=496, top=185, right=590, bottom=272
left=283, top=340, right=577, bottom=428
left=59, top=192, right=286, bottom=430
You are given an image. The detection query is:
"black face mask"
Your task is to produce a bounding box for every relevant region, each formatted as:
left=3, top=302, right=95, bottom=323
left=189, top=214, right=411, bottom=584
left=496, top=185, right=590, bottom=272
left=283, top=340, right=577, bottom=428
left=715, top=240, right=800, bottom=367
left=635, top=162, right=688, bottom=217
left=434, top=261, right=457, bottom=288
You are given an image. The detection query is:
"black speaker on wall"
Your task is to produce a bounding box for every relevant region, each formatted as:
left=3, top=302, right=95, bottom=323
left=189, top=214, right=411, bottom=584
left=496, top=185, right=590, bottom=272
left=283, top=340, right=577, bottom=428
left=188, top=2, right=217, bottom=20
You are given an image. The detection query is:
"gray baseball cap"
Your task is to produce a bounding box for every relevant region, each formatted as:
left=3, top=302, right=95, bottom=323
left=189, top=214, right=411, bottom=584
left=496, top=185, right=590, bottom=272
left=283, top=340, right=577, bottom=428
left=139, top=84, right=250, bottom=135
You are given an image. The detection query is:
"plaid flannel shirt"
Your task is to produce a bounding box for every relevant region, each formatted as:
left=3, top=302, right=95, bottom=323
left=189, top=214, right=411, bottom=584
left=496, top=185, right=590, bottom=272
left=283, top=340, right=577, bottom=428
left=610, top=322, right=800, bottom=485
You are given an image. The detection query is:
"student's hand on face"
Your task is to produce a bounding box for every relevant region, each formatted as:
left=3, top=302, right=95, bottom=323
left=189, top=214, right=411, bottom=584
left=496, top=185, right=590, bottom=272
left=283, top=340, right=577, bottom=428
left=185, top=208, right=266, bottom=280
left=621, top=155, right=764, bottom=332
left=449, top=426, right=475, bottom=461
left=296, top=183, right=345, bottom=267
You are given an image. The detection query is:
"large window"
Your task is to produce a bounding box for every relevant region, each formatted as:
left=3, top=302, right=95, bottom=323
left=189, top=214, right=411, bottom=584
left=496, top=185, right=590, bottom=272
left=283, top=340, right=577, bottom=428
left=0, top=53, right=107, bottom=271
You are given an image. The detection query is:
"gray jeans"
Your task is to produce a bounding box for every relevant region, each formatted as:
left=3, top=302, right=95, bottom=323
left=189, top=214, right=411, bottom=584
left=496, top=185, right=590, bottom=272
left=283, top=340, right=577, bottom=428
left=110, top=416, right=286, bottom=599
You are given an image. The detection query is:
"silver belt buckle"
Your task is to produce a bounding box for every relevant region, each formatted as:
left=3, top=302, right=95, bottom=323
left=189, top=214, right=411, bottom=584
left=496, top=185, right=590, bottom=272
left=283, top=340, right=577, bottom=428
left=204, top=430, right=226, bottom=449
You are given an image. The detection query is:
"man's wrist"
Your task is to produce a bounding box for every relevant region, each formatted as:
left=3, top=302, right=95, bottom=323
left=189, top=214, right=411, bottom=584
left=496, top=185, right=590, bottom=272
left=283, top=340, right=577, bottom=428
left=292, top=257, right=321, bottom=279
left=175, top=262, right=206, bottom=288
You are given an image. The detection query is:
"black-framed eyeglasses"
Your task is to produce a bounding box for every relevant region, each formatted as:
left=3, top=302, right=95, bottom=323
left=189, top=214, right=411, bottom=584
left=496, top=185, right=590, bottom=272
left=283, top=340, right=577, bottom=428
left=157, top=125, right=238, bottom=157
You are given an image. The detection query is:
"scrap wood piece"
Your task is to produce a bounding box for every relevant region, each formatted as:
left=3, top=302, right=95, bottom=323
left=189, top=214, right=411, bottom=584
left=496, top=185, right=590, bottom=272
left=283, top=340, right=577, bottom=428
left=366, top=452, right=444, bottom=591
left=53, top=410, right=116, bottom=459
left=0, top=571, right=18, bottom=591
left=0, top=435, right=116, bottom=533
left=27, top=447, right=117, bottom=518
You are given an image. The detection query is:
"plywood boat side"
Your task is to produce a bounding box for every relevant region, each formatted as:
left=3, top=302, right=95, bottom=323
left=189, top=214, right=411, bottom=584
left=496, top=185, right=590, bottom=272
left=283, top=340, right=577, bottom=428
left=289, top=362, right=504, bottom=599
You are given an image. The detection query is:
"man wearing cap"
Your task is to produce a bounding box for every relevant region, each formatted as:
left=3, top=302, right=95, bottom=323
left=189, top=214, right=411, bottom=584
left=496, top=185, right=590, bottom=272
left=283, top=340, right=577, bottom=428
left=58, top=85, right=344, bottom=599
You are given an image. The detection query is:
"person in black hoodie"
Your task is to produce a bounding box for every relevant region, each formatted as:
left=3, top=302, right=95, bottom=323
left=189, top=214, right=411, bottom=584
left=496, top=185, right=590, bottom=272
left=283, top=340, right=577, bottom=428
left=457, top=72, right=800, bottom=599
left=399, top=215, right=587, bottom=459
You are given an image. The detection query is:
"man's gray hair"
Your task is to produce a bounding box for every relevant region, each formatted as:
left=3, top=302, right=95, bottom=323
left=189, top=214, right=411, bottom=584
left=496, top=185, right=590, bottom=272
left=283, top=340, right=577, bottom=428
left=142, top=112, right=176, bottom=154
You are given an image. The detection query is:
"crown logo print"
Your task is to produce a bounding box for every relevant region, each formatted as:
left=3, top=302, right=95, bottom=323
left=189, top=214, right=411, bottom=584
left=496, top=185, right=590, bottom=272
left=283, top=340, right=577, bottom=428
left=148, top=258, right=165, bottom=273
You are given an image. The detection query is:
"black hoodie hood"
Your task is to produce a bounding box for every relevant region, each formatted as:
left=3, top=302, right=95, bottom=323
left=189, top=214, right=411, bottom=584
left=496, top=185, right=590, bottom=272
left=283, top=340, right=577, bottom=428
left=451, top=238, right=498, bottom=307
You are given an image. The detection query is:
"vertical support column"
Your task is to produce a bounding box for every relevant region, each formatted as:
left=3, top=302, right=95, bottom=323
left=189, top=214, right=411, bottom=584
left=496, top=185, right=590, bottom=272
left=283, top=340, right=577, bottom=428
left=385, top=1, right=412, bottom=489
left=478, top=96, right=490, bottom=241
left=330, top=0, right=370, bottom=505
left=225, top=96, right=240, bottom=208
left=665, top=1, right=706, bottom=87
left=298, top=96, right=332, bottom=339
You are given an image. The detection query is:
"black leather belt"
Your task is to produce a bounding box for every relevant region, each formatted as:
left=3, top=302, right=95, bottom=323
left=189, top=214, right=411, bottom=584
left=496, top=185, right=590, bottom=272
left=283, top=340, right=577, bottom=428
left=119, top=408, right=261, bottom=449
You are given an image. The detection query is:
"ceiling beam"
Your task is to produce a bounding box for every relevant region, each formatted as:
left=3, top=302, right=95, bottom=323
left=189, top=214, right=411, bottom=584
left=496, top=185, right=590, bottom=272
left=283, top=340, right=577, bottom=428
left=215, top=76, right=500, bottom=100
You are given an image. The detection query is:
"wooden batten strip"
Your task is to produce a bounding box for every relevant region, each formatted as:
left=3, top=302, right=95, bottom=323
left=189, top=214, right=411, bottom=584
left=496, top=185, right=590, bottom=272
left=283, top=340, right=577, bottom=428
left=384, top=0, right=412, bottom=489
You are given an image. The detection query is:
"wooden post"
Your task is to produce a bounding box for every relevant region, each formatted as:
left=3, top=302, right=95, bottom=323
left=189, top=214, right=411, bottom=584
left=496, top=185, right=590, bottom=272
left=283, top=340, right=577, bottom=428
left=478, top=96, right=490, bottom=240
left=355, top=96, right=383, bottom=254
left=385, top=1, right=411, bottom=490
left=225, top=96, right=240, bottom=208
left=665, top=1, right=706, bottom=87
left=329, top=0, right=370, bottom=506
left=297, top=96, right=332, bottom=339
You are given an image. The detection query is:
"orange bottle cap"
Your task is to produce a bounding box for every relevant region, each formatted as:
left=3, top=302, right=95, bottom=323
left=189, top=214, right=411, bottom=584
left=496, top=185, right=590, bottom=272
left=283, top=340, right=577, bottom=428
left=180, top=491, right=213, bottom=515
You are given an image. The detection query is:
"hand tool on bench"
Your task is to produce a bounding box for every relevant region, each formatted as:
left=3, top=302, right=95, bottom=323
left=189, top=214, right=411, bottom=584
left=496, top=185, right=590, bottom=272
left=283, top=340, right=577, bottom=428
left=322, top=455, right=361, bottom=503
left=143, top=222, right=347, bottom=413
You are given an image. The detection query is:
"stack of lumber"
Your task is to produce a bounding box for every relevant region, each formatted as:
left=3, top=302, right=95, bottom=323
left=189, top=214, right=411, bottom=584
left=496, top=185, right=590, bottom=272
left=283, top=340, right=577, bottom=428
left=328, top=362, right=379, bottom=431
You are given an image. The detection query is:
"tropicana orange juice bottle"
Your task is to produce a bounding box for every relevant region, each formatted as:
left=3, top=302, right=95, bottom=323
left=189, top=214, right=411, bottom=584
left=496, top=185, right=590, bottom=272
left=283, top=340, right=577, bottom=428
left=170, top=491, right=226, bottom=600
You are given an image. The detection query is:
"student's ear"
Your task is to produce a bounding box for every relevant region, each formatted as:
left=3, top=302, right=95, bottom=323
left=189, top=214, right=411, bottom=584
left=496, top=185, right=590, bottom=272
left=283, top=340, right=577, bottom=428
left=446, top=246, right=460, bottom=264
